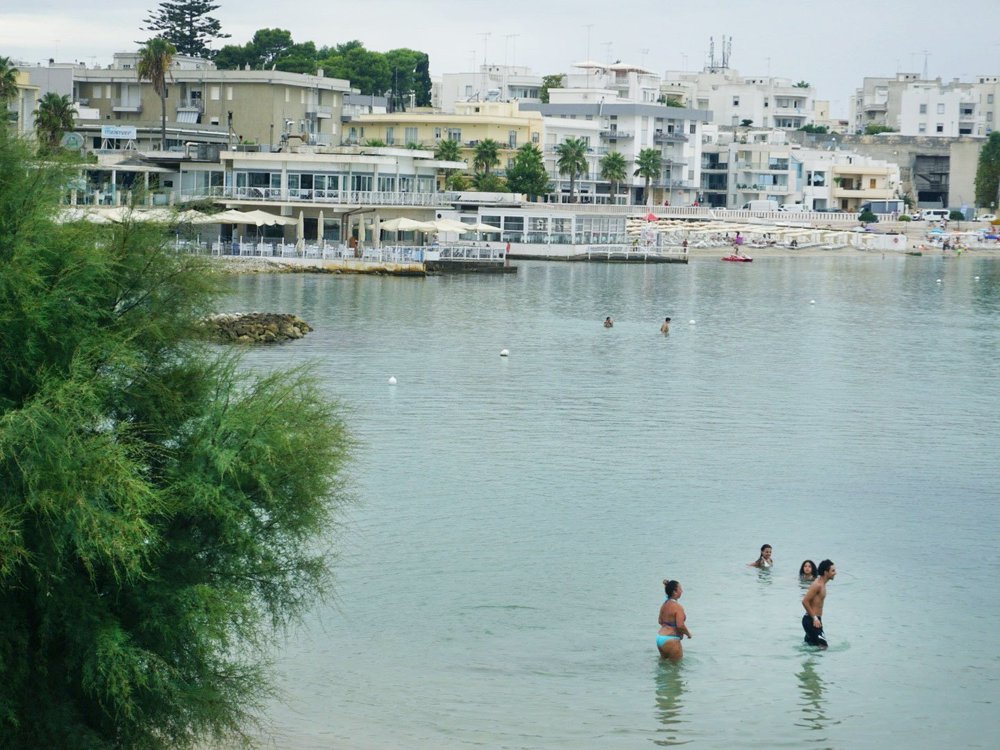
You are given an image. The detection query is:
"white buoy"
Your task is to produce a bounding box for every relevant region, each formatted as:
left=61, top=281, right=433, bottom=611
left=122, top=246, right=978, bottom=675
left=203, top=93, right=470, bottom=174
left=936, top=279, right=942, bottom=283
left=975, top=276, right=980, bottom=280
left=388, top=376, right=397, bottom=385
left=500, top=349, right=509, bottom=357
left=810, top=300, right=816, bottom=304
left=689, top=320, right=696, bottom=325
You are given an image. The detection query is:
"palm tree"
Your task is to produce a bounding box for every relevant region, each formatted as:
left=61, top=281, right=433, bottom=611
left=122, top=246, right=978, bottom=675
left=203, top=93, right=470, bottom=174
left=34, top=92, right=76, bottom=151
left=137, top=37, right=176, bottom=151
left=434, top=138, right=464, bottom=190
left=473, top=138, right=501, bottom=176
left=0, top=56, right=19, bottom=111
left=634, top=148, right=662, bottom=206
left=599, top=151, right=628, bottom=204
left=555, top=137, right=589, bottom=203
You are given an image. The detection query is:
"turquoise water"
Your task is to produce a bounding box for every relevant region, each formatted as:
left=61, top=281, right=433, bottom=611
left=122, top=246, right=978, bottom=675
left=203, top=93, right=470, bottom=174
left=228, top=256, right=1000, bottom=749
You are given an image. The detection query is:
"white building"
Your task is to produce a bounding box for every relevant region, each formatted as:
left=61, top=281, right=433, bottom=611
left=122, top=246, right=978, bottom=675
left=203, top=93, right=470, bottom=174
left=434, top=65, right=542, bottom=113
left=661, top=68, right=815, bottom=130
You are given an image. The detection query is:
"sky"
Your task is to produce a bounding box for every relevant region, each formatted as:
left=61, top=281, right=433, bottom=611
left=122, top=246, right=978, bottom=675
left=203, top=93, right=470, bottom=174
left=3, top=0, right=998, bottom=118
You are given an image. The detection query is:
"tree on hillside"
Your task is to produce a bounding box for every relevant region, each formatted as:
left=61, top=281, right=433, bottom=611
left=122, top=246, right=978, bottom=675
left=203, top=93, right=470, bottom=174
left=137, top=37, right=176, bottom=151
left=555, top=137, right=589, bottom=203
left=33, top=92, right=76, bottom=151
left=0, top=129, right=352, bottom=749
left=599, top=151, right=628, bottom=203
left=505, top=143, right=551, bottom=199
left=974, top=131, right=1000, bottom=209
left=142, top=0, right=229, bottom=58
left=0, top=56, right=18, bottom=110
left=539, top=74, right=565, bottom=104
left=319, top=42, right=391, bottom=97
left=634, top=148, right=661, bottom=205
left=473, top=138, right=501, bottom=176
left=384, top=49, right=432, bottom=110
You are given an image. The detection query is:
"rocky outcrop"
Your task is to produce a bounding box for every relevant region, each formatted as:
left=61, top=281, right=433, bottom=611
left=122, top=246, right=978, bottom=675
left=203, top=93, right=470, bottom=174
left=202, top=313, right=313, bottom=344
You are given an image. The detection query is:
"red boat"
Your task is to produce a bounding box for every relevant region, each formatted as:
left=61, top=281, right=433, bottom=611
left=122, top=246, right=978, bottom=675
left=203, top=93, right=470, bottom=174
left=721, top=254, right=753, bottom=262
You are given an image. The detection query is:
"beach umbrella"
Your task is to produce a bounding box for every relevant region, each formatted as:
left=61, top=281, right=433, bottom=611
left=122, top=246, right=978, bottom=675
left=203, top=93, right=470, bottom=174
left=296, top=210, right=305, bottom=251
left=380, top=217, right=436, bottom=232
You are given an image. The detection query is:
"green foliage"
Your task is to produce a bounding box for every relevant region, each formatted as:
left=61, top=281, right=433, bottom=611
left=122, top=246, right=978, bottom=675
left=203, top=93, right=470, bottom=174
left=863, top=124, right=895, bottom=135
left=473, top=138, right=501, bottom=175
left=740, top=119, right=754, bottom=127
left=505, top=143, right=551, bottom=198
left=797, top=124, right=829, bottom=134
left=383, top=49, right=432, bottom=110
left=471, top=173, right=508, bottom=192
left=664, top=97, right=684, bottom=108
left=794, top=80, right=811, bottom=88
left=0, top=130, right=352, bottom=749
left=137, top=37, right=176, bottom=150
left=433, top=138, right=461, bottom=163
left=33, top=92, right=76, bottom=152
left=0, top=57, right=18, bottom=109
left=141, top=0, right=229, bottom=59
left=319, top=42, right=391, bottom=98
left=599, top=151, right=628, bottom=200
left=634, top=148, right=661, bottom=203
left=362, top=138, right=386, bottom=147
left=898, top=214, right=912, bottom=222
left=555, top=137, right=589, bottom=203
left=974, top=131, right=1000, bottom=208
left=948, top=210, right=964, bottom=222
left=539, top=74, right=565, bottom=104
left=445, top=172, right=470, bottom=191
left=858, top=209, right=879, bottom=223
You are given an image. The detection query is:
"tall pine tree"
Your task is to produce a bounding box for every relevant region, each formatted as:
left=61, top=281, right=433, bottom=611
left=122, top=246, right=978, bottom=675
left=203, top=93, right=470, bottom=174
left=142, top=0, right=229, bottom=58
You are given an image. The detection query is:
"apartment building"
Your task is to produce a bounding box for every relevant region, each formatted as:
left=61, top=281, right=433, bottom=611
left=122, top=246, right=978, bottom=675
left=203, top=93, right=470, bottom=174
left=852, top=73, right=1000, bottom=136
left=5, top=69, right=40, bottom=138
left=27, top=53, right=351, bottom=153
left=661, top=68, right=815, bottom=130
left=434, top=65, right=542, bottom=112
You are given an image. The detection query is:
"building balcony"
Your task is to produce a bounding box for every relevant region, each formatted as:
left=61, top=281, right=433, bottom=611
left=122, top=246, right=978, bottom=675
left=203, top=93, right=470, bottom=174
left=864, top=102, right=888, bottom=112
left=306, top=104, right=333, bottom=118
left=177, top=99, right=204, bottom=113
left=211, top=186, right=457, bottom=207
left=112, top=99, right=142, bottom=113
left=600, top=129, right=633, bottom=139
left=654, top=131, right=688, bottom=144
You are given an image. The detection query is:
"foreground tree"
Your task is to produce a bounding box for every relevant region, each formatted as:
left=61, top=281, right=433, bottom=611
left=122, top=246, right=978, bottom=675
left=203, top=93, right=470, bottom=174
left=0, top=130, right=352, bottom=749
left=974, top=131, right=1000, bottom=209
left=137, top=37, right=176, bottom=151
left=505, top=143, right=551, bottom=199
left=555, top=137, right=589, bottom=203
left=634, top=148, right=662, bottom=205
left=599, top=151, right=628, bottom=203
left=33, top=92, right=76, bottom=151
left=142, top=0, right=229, bottom=58
left=0, top=56, right=18, bottom=110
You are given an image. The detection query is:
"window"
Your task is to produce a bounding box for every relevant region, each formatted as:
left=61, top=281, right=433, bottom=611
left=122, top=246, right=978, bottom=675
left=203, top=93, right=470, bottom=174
left=447, top=128, right=461, bottom=141
left=689, top=123, right=696, bottom=134
left=732, top=97, right=740, bottom=106
left=531, top=132, right=539, bottom=143
left=919, top=103, right=927, bottom=114
left=434, top=127, right=442, bottom=139
left=987, top=112, right=994, bottom=122
left=869, top=178, right=876, bottom=189
left=351, top=174, right=373, bottom=191
left=936, top=103, right=945, bottom=114
left=918, top=123, right=927, bottom=133
left=508, top=129, right=517, bottom=148
left=385, top=127, right=394, bottom=145
left=210, top=117, right=219, bottom=125
left=936, top=123, right=944, bottom=133
left=989, top=94, right=995, bottom=104
left=405, top=127, right=418, bottom=144
left=226, top=87, right=233, bottom=101
left=465, top=85, right=473, bottom=97
left=377, top=175, right=396, bottom=191
left=210, top=86, right=220, bottom=101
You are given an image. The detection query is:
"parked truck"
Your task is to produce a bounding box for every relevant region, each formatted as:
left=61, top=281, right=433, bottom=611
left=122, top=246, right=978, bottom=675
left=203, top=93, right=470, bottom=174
left=741, top=200, right=780, bottom=211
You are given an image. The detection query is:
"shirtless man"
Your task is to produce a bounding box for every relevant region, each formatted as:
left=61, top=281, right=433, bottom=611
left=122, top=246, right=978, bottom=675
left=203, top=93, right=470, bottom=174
left=660, top=317, right=671, bottom=334
left=604, top=316, right=614, bottom=328
left=801, top=559, right=836, bottom=649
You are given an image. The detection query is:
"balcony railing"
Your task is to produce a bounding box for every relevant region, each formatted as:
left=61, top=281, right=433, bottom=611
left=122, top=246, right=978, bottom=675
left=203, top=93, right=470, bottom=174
left=654, top=131, right=689, bottom=144
left=176, top=98, right=204, bottom=113
left=306, top=104, right=333, bottom=117
left=204, top=186, right=459, bottom=207
left=112, top=99, right=142, bottom=113
left=600, top=129, right=633, bottom=139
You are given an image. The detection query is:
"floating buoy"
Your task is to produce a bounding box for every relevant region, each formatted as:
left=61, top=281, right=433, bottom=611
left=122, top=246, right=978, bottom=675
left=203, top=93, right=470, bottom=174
left=810, top=300, right=816, bottom=304
left=975, top=276, right=980, bottom=280
left=388, top=376, right=397, bottom=385
left=500, top=349, right=509, bottom=357
left=936, top=279, right=942, bottom=283
left=689, top=320, right=696, bottom=325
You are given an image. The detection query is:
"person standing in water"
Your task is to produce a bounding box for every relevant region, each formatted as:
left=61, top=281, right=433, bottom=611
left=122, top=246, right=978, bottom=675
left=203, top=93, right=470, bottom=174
left=604, top=316, right=614, bottom=328
left=801, top=559, right=836, bottom=649
left=798, top=560, right=817, bottom=581
left=657, top=579, right=692, bottom=661
left=748, top=544, right=773, bottom=568
left=660, top=317, right=671, bottom=334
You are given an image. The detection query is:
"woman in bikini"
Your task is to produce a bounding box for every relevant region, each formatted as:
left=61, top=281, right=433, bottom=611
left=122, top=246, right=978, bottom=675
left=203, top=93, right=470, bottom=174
left=657, top=579, right=692, bottom=661
left=748, top=544, right=773, bottom=568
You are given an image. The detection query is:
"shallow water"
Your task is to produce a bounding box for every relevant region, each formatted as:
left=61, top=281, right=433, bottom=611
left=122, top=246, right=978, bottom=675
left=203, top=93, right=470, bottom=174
left=227, top=255, right=1000, bottom=748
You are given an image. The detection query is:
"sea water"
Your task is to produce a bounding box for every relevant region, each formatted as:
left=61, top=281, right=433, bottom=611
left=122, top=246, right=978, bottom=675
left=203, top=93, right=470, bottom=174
left=226, top=255, right=1000, bottom=748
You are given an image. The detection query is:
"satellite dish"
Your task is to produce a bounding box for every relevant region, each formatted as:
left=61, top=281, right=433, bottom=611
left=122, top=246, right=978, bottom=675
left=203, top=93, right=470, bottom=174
left=60, top=132, right=84, bottom=150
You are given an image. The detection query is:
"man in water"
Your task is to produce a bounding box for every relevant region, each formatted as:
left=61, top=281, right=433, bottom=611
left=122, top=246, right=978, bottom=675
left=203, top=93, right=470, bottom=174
left=660, top=317, right=671, bottom=334
left=604, top=316, right=614, bottom=328
left=801, top=559, right=836, bottom=649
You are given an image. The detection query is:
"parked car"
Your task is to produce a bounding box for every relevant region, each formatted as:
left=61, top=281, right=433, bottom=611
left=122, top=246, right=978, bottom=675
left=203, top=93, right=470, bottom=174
left=977, top=214, right=997, bottom=222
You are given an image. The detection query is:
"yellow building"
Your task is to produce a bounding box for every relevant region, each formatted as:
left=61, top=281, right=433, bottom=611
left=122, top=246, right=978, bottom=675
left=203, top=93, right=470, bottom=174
left=344, top=101, right=544, bottom=172
left=6, top=70, right=40, bottom=138
left=830, top=163, right=897, bottom=212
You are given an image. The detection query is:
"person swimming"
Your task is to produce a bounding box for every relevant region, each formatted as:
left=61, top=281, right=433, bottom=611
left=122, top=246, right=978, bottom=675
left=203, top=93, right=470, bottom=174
left=657, top=579, right=692, bottom=661
left=604, top=316, right=614, bottom=328
left=799, top=559, right=817, bottom=581
left=748, top=544, right=773, bottom=568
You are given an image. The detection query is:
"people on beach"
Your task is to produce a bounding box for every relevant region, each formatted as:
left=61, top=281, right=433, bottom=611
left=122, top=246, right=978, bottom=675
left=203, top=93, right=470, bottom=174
left=603, top=316, right=614, bottom=328
left=657, top=579, right=692, bottom=661
left=748, top=544, right=773, bottom=568
left=660, top=317, right=671, bottom=334
left=798, top=560, right=817, bottom=581
left=801, top=559, right=836, bottom=649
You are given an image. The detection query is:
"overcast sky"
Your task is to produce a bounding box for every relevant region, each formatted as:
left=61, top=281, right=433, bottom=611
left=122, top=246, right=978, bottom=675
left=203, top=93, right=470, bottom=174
left=3, top=0, right=997, bottom=117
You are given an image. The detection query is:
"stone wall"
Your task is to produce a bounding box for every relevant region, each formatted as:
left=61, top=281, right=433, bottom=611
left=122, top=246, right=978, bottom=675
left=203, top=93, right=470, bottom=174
left=202, top=313, right=313, bottom=344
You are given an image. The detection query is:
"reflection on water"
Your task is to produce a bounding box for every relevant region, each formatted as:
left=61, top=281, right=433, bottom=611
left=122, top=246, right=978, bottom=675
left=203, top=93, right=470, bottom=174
left=653, top=660, right=689, bottom=746
left=795, top=659, right=830, bottom=741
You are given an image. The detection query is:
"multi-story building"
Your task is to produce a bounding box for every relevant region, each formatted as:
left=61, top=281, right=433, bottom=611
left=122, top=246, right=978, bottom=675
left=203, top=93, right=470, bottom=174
left=434, top=65, right=542, bottom=113
left=852, top=73, right=1000, bottom=137
left=661, top=68, right=815, bottom=130
left=27, top=53, right=352, bottom=153
left=5, top=69, right=40, bottom=138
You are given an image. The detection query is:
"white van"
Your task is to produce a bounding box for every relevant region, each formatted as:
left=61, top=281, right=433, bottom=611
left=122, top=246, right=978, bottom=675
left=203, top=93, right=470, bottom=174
left=779, top=203, right=806, bottom=212
left=921, top=208, right=950, bottom=221
left=741, top=200, right=780, bottom=212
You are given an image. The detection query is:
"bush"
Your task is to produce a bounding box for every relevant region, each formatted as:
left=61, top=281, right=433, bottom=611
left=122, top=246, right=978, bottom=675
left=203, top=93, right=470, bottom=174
left=898, top=214, right=912, bottom=222
left=858, top=210, right=879, bottom=223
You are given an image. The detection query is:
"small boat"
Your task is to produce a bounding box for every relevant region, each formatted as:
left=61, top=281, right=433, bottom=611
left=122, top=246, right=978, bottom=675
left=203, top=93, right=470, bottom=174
left=721, top=254, right=753, bottom=262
